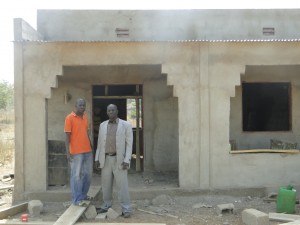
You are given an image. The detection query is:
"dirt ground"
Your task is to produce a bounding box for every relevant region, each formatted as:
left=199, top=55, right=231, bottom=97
left=0, top=121, right=297, bottom=225
left=0, top=167, right=297, bottom=225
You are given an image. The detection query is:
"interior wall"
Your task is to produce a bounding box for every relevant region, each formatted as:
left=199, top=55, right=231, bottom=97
left=47, top=65, right=179, bottom=172
left=230, top=65, right=300, bottom=149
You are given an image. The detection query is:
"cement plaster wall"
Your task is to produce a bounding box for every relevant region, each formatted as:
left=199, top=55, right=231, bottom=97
left=207, top=43, right=300, bottom=189
left=36, top=9, right=300, bottom=41
left=14, top=38, right=300, bottom=201
left=47, top=65, right=179, bottom=172
left=230, top=65, right=300, bottom=150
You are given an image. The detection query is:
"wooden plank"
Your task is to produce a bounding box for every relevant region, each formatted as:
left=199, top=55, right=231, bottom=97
left=230, top=149, right=299, bottom=154
left=279, top=220, right=300, bottom=225
left=0, top=221, right=52, bottom=225
left=269, top=213, right=300, bottom=222
left=135, top=95, right=141, bottom=172
left=0, top=185, right=14, bottom=191
left=87, top=186, right=100, bottom=198
left=53, top=202, right=89, bottom=225
left=0, top=202, right=28, bottom=220
left=0, top=221, right=166, bottom=225
left=77, top=223, right=166, bottom=225
left=53, top=186, right=100, bottom=225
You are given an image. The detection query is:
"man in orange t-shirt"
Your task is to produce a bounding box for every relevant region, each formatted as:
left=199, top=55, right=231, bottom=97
left=64, top=98, right=92, bottom=206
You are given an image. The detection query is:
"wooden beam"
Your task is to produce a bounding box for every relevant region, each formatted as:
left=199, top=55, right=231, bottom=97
left=53, top=202, right=89, bottom=225
left=77, top=223, right=166, bottom=225
left=53, top=186, right=100, bottom=225
left=0, top=202, right=28, bottom=220
left=0, top=185, right=14, bottom=191
left=230, top=149, right=299, bottom=154
left=135, top=95, right=141, bottom=172
left=93, top=96, right=142, bottom=99
left=269, top=213, right=300, bottom=222
left=0, top=221, right=52, bottom=225
left=280, top=221, right=300, bottom=225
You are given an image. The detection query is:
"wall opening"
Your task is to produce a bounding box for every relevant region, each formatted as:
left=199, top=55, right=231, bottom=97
left=92, top=84, right=144, bottom=171
left=229, top=65, right=300, bottom=152
left=242, top=82, right=291, bottom=132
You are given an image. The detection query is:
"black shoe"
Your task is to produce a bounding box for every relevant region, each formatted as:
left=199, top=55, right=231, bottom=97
left=122, top=212, right=131, bottom=218
left=96, top=207, right=108, bottom=214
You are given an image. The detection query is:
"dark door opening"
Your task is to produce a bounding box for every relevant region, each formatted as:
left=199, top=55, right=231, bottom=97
left=92, top=85, right=143, bottom=171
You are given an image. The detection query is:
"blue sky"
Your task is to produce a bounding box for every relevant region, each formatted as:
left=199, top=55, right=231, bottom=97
left=1, top=0, right=299, bottom=83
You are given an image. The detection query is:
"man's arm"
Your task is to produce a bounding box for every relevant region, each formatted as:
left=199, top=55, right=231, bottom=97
left=123, top=122, right=133, bottom=164
left=87, top=130, right=92, bottom=149
left=65, top=132, right=71, bottom=160
left=94, top=123, right=102, bottom=169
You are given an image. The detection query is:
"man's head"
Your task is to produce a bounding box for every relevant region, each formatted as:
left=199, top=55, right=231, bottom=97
left=94, top=106, right=101, bottom=115
left=107, top=104, right=118, bottom=121
left=74, top=98, right=86, bottom=116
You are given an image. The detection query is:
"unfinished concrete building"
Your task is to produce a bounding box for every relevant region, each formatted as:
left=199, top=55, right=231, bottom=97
left=13, top=9, right=300, bottom=202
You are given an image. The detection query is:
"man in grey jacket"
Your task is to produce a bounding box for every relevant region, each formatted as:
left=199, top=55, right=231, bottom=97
left=95, top=104, right=133, bottom=218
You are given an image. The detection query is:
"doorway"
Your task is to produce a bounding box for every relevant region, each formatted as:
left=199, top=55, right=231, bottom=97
left=92, top=84, right=143, bottom=171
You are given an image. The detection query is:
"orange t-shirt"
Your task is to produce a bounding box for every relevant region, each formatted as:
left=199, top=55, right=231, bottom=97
left=64, top=112, right=91, bottom=154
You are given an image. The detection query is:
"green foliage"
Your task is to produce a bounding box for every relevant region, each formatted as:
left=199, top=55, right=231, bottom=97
left=127, top=99, right=137, bottom=120
left=0, top=80, right=14, bottom=110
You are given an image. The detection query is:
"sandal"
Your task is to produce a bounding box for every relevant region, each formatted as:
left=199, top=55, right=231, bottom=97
left=75, top=201, right=88, bottom=207
left=85, top=196, right=93, bottom=201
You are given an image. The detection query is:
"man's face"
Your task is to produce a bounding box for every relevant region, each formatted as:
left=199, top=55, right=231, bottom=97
left=107, top=105, right=118, bottom=120
left=75, top=100, right=86, bottom=115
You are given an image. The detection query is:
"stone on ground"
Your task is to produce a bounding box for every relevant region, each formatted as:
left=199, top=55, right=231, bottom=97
left=242, top=208, right=268, bottom=225
left=84, top=205, right=97, bottom=219
left=28, top=200, right=43, bottom=217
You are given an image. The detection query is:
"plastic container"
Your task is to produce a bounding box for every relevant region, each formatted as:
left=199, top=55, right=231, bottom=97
left=276, top=185, right=296, bottom=214
left=21, top=214, right=28, bottom=222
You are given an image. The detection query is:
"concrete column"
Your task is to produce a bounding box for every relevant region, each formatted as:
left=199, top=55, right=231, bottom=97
left=23, top=96, right=47, bottom=192
left=13, top=42, right=25, bottom=202
left=162, top=44, right=201, bottom=188
left=199, top=43, right=210, bottom=189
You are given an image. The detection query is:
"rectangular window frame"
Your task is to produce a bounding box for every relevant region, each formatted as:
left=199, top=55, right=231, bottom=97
left=242, top=82, right=292, bottom=132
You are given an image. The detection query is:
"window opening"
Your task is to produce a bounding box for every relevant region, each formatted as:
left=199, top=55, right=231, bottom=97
left=242, top=82, right=291, bottom=132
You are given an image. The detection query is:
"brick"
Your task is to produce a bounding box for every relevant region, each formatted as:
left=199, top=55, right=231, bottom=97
left=28, top=200, right=43, bottom=217
left=242, top=208, right=268, bottom=225
left=84, top=205, right=97, bottom=219
left=216, top=203, right=235, bottom=215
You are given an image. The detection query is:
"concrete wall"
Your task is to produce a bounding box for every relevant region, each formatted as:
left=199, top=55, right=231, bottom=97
left=47, top=65, right=178, bottom=172
left=208, top=42, right=300, bottom=189
left=14, top=39, right=300, bottom=201
left=230, top=65, right=300, bottom=150
left=36, top=9, right=300, bottom=41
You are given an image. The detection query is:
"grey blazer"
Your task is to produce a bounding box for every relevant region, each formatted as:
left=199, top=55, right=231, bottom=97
left=95, top=118, right=133, bottom=169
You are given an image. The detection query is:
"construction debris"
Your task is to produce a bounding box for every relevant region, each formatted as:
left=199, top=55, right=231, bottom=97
left=137, top=208, right=178, bottom=219
left=28, top=200, right=43, bottom=217
left=216, top=203, right=235, bottom=215
left=0, top=202, right=28, bottom=220
left=242, top=208, right=268, bottom=225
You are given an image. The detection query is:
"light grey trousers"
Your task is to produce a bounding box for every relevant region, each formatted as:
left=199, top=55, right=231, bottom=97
left=101, top=155, right=131, bottom=213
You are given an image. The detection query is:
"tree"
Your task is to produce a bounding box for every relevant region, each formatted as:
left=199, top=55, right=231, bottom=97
left=0, top=80, right=14, bottom=110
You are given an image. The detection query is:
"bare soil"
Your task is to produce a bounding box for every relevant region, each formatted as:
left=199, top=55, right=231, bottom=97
left=0, top=169, right=293, bottom=225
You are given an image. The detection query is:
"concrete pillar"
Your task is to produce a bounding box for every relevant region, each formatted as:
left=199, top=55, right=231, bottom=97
left=13, top=42, right=25, bottom=202
left=199, top=43, right=210, bottom=189
left=162, top=44, right=201, bottom=188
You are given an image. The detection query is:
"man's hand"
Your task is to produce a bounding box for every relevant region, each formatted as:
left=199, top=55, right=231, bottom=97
left=121, top=162, right=129, bottom=170
left=66, top=152, right=73, bottom=161
left=95, top=161, right=100, bottom=170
